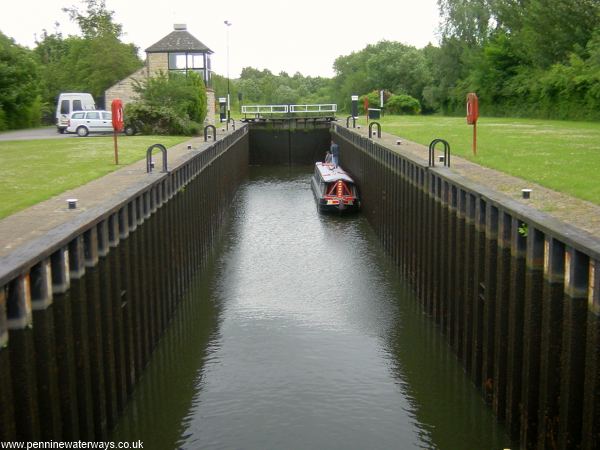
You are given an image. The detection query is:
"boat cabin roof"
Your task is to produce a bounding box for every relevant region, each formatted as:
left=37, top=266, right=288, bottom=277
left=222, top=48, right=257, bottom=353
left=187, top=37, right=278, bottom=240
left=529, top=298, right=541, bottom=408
left=315, top=162, right=354, bottom=183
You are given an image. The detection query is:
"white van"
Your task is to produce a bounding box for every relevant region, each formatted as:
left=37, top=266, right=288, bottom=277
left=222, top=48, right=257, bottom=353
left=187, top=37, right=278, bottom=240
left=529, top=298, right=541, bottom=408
left=55, top=93, right=96, bottom=133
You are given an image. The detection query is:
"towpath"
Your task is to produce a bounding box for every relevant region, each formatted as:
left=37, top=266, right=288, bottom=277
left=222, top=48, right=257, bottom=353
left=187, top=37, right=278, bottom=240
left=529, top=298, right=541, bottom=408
left=2, top=122, right=600, bottom=261
left=0, top=130, right=234, bottom=259
left=345, top=121, right=600, bottom=239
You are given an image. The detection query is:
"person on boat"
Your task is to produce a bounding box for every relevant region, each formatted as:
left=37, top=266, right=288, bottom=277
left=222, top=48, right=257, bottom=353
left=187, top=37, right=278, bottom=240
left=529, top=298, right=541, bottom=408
left=330, top=140, right=340, bottom=167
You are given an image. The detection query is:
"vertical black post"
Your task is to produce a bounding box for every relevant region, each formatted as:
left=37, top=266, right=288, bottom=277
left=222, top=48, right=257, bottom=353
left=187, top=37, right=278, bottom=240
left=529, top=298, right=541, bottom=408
left=0, top=287, right=16, bottom=441
left=83, top=229, right=107, bottom=440
left=537, top=237, right=565, bottom=448
left=31, top=259, right=63, bottom=439
left=445, top=185, right=458, bottom=351
left=471, top=198, right=486, bottom=388
left=68, top=236, right=94, bottom=438
left=462, top=194, right=477, bottom=374
left=8, top=273, right=40, bottom=442
left=558, top=248, right=589, bottom=449
left=107, top=213, right=127, bottom=414
left=97, top=246, right=118, bottom=430
left=482, top=204, right=498, bottom=403
left=118, top=206, right=136, bottom=396
left=582, top=259, right=600, bottom=450
left=454, top=190, right=467, bottom=359
left=505, top=217, right=527, bottom=441
left=493, top=212, right=512, bottom=421
left=520, top=227, right=545, bottom=448
left=50, top=247, right=79, bottom=439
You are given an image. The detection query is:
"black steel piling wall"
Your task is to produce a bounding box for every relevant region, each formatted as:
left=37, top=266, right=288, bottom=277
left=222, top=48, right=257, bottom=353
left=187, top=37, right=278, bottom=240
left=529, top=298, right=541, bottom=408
left=332, top=124, right=600, bottom=450
left=248, top=120, right=332, bottom=166
left=0, top=127, right=249, bottom=441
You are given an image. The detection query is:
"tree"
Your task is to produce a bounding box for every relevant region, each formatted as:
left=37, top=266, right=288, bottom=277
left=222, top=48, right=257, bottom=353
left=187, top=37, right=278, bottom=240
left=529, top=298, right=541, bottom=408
left=34, top=0, right=142, bottom=110
left=62, top=0, right=122, bottom=39
left=272, top=85, right=298, bottom=104
left=0, top=32, right=42, bottom=129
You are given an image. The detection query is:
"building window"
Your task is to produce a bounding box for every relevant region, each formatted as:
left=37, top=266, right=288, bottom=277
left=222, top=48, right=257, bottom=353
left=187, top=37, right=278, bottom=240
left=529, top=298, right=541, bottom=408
left=168, top=52, right=211, bottom=87
left=168, top=52, right=205, bottom=70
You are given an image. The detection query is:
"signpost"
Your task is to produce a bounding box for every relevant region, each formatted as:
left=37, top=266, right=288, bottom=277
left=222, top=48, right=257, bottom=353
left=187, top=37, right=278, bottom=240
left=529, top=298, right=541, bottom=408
left=351, top=95, right=359, bottom=118
left=111, top=99, right=124, bottom=165
left=466, top=92, right=479, bottom=155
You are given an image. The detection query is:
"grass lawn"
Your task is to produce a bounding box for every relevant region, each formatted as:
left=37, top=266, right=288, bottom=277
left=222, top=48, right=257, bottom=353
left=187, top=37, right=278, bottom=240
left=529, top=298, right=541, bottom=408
left=359, top=115, right=600, bottom=205
left=0, top=135, right=187, bottom=219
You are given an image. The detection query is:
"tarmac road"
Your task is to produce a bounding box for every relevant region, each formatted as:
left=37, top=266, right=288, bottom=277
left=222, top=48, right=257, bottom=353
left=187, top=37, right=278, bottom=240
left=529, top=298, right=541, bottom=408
left=0, top=126, right=77, bottom=141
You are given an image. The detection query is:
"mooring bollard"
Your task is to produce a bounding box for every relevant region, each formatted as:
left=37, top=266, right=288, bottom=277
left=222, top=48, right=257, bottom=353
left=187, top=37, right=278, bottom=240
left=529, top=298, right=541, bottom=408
left=204, top=125, right=217, bottom=142
left=428, top=139, right=451, bottom=167
left=522, top=189, right=532, bottom=199
left=146, top=144, right=168, bottom=173
left=67, top=199, right=78, bottom=209
left=368, top=122, right=382, bottom=138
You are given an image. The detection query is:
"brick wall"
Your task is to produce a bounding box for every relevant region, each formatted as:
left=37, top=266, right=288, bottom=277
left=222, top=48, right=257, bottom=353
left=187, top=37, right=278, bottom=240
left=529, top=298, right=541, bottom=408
left=147, top=53, right=168, bottom=77
left=104, top=67, right=147, bottom=108
left=206, top=89, right=216, bottom=125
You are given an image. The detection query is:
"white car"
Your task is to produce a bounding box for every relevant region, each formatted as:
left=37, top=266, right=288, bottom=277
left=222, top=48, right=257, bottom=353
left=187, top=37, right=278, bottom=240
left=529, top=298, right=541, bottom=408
left=66, top=110, right=113, bottom=136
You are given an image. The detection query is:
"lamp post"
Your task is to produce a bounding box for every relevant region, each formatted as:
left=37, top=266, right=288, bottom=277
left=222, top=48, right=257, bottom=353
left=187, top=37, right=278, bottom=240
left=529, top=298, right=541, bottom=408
left=224, top=20, right=232, bottom=130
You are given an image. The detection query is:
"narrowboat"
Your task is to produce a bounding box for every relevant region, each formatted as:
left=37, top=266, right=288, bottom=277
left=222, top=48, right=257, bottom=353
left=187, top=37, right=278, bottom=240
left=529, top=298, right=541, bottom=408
left=311, top=162, right=360, bottom=213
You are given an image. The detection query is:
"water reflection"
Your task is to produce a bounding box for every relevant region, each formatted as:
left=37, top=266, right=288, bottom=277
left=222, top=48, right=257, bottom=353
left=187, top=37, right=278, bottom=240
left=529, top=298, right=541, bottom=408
left=112, top=166, right=510, bottom=450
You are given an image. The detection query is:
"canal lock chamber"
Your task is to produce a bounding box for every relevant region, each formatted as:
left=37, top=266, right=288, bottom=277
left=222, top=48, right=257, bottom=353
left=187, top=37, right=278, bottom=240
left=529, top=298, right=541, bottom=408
left=1, top=121, right=599, bottom=449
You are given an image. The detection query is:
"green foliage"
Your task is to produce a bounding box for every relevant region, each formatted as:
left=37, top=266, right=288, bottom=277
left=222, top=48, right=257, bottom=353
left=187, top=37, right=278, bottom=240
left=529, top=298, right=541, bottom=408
left=0, top=32, right=43, bottom=129
left=518, top=223, right=528, bottom=238
left=359, top=91, right=382, bottom=113
left=432, top=0, right=600, bottom=119
left=33, top=0, right=142, bottom=111
left=359, top=90, right=420, bottom=115
left=126, top=72, right=206, bottom=135
left=215, top=67, right=335, bottom=111
left=386, top=94, right=421, bottom=115
left=332, top=41, right=433, bottom=113
left=124, top=102, right=201, bottom=135
left=135, top=72, right=206, bottom=122
left=62, top=0, right=123, bottom=39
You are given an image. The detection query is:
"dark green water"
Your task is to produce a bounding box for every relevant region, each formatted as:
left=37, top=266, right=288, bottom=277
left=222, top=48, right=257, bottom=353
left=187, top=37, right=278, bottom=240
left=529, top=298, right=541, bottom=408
left=111, top=167, right=510, bottom=449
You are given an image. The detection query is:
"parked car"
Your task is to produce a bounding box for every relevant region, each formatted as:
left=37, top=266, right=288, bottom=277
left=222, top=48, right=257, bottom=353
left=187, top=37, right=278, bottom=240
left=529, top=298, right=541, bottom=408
left=56, top=93, right=96, bottom=133
left=66, top=110, right=113, bottom=136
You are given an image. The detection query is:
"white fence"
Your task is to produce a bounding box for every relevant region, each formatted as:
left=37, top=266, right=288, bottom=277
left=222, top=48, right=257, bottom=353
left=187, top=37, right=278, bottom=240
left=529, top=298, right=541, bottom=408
left=289, top=104, right=337, bottom=113
left=241, top=105, right=289, bottom=114
left=241, top=104, right=337, bottom=115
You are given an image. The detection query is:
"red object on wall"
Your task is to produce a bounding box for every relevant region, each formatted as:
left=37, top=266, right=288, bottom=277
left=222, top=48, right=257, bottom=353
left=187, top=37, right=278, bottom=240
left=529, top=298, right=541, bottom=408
left=111, top=99, right=124, bottom=132
left=466, top=92, right=479, bottom=125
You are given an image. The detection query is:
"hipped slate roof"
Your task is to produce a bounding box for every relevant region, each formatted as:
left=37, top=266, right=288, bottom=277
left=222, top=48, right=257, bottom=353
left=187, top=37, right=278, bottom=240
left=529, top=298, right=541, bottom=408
left=145, top=29, right=213, bottom=54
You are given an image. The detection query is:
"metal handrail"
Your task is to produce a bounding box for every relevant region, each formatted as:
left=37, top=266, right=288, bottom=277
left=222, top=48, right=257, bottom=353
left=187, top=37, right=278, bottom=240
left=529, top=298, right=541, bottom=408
left=289, top=104, right=337, bottom=113
left=241, top=105, right=289, bottom=114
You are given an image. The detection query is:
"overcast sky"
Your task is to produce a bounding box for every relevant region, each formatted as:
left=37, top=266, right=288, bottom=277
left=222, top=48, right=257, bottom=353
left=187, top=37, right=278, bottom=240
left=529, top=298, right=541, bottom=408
left=1, top=0, right=442, bottom=78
